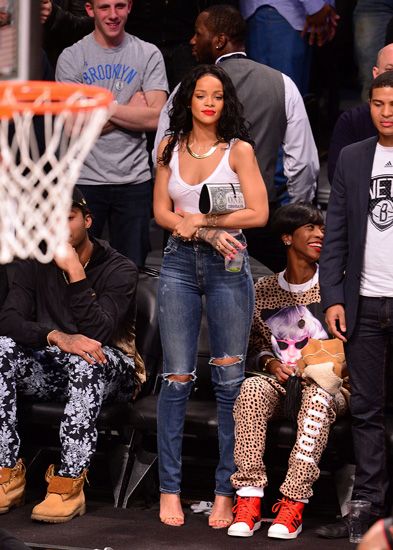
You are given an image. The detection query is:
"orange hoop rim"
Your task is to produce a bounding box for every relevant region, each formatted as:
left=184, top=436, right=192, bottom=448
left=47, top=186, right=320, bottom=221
left=0, top=80, right=113, bottom=117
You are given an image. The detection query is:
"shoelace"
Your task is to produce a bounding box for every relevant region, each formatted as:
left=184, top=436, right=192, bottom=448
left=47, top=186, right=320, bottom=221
left=232, top=498, right=260, bottom=523
left=272, top=498, right=302, bottom=524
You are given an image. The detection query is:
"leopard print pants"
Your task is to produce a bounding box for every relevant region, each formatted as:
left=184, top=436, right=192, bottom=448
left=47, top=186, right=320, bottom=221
left=231, top=375, right=348, bottom=500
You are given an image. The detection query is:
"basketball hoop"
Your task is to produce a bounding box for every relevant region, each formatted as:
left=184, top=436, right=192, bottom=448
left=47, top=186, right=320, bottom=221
left=0, top=80, right=113, bottom=263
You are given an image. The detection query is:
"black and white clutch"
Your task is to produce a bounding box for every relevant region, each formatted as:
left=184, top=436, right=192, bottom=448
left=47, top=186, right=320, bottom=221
left=199, top=182, right=245, bottom=214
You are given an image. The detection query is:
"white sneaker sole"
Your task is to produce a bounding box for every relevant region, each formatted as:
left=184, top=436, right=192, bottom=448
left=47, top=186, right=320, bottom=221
left=228, top=520, right=262, bottom=537
left=268, top=524, right=302, bottom=539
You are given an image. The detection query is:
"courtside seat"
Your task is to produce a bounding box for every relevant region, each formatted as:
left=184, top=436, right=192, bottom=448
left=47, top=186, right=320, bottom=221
left=14, top=267, right=162, bottom=507
left=18, top=400, right=133, bottom=433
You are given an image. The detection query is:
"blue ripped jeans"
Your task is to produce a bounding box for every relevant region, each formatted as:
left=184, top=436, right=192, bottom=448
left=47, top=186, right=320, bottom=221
left=157, top=236, right=254, bottom=496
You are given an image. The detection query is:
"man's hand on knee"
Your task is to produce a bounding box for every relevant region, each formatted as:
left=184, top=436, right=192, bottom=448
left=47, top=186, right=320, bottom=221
left=47, top=331, right=106, bottom=364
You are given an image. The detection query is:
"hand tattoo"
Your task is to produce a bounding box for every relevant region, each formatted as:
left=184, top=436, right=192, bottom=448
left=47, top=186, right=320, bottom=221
left=197, top=228, right=224, bottom=246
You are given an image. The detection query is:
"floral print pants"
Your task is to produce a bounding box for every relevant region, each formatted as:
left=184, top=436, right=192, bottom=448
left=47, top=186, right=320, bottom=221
left=0, top=336, right=135, bottom=477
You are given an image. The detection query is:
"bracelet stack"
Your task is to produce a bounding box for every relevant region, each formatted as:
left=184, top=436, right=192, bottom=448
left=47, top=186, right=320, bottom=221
left=191, top=212, right=220, bottom=241
left=206, top=213, right=218, bottom=227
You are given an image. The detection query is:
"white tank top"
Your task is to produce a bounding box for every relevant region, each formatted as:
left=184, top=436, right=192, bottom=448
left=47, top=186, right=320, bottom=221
left=168, top=139, right=240, bottom=213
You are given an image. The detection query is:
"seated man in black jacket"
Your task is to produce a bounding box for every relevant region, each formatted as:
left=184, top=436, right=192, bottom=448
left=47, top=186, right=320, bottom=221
left=0, top=188, right=142, bottom=523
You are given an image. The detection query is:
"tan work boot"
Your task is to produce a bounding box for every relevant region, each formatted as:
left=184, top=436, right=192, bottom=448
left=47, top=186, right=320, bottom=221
left=0, top=459, right=26, bottom=514
left=31, top=465, right=87, bottom=523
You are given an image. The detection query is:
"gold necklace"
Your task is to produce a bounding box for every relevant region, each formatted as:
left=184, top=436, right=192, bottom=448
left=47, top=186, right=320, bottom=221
left=186, top=137, right=221, bottom=159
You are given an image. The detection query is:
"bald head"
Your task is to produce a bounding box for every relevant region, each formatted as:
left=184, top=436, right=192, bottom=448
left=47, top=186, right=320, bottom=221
left=373, top=44, right=393, bottom=78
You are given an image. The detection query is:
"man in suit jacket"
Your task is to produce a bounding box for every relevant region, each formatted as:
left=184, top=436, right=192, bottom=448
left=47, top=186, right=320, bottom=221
left=320, top=70, right=393, bottom=522
left=327, top=44, right=393, bottom=185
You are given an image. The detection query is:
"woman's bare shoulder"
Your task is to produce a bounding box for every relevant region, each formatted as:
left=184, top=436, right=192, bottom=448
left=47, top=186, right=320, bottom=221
left=231, top=139, right=254, bottom=155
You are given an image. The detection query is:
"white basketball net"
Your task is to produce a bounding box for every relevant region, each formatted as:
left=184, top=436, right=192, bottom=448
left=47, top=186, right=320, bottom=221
left=0, top=81, right=112, bottom=263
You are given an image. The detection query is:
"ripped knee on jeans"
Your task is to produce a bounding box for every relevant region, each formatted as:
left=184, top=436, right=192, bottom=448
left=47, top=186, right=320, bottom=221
left=210, top=355, right=243, bottom=367
left=165, top=374, right=194, bottom=383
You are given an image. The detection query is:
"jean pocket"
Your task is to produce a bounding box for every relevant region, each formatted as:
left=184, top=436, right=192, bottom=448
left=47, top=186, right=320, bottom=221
left=163, top=236, right=179, bottom=256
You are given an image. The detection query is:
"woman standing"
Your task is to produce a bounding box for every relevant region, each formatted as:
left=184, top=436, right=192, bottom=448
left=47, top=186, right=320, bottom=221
left=154, top=64, right=268, bottom=528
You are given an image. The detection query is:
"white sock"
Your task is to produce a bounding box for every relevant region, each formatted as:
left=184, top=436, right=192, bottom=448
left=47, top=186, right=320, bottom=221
left=236, top=486, right=264, bottom=498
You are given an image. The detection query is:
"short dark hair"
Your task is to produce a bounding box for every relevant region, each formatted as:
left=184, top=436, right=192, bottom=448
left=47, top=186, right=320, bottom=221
left=271, top=202, right=324, bottom=236
left=203, top=5, right=246, bottom=45
left=159, top=64, right=253, bottom=165
left=369, top=70, right=393, bottom=99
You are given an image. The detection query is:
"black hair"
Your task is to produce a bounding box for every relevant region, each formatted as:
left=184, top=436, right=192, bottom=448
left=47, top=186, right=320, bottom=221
left=203, top=5, right=246, bottom=45
left=271, top=202, right=324, bottom=237
left=72, top=187, right=90, bottom=216
left=369, top=70, right=393, bottom=99
left=72, top=203, right=91, bottom=217
left=159, top=64, right=253, bottom=166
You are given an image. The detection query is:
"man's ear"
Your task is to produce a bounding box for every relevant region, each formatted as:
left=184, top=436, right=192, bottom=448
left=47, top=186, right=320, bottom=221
left=372, top=66, right=379, bottom=79
left=85, top=214, right=93, bottom=230
left=214, top=33, right=228, bottom=51
left=85, top=2, right=94, bottom=18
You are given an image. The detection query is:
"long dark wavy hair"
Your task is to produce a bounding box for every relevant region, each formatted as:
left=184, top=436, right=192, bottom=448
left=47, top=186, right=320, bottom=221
left=158, top=64, right=254, bottom=166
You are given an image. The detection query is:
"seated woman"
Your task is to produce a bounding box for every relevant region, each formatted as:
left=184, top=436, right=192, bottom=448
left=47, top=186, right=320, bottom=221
left=228, top=202, right=348, bottom=540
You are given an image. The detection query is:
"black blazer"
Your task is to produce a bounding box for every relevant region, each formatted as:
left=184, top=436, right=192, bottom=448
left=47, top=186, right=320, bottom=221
left=320, top=136, right=378, bottom=339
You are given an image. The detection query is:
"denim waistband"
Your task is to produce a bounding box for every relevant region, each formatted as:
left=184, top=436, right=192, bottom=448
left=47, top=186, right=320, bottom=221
left=171, top=233, right=246, bottom=251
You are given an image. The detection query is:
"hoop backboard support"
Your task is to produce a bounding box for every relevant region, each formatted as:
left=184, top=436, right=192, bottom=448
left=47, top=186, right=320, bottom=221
left=0, top=0, right=42, bottom=81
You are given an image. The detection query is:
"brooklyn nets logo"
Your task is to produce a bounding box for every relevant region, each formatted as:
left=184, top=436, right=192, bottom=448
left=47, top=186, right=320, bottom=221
left=369, top=176, right=393, bottom=231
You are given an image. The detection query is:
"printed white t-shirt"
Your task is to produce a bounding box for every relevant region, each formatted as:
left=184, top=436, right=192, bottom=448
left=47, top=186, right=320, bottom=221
left=360, top=143, right=393, bottom=296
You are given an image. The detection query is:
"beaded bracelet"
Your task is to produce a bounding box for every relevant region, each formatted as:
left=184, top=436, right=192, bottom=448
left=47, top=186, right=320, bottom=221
left=263, top=356, right=281, bottom=373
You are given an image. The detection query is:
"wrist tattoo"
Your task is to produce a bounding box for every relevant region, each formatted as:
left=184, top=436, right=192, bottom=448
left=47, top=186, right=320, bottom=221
left=206, top=213, right=218, bottom=227
left=197, top=228, right=209, bottom=240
